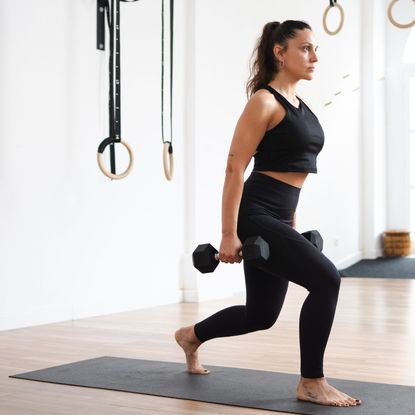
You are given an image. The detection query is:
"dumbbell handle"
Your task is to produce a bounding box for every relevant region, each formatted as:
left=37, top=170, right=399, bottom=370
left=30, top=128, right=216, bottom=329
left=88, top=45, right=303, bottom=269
left=214, top=251, right=243, bottom=261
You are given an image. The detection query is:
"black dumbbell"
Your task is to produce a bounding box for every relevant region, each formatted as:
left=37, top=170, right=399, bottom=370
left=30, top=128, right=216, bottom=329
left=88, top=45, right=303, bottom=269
left=192, top=235, right=270, bottom=274
left=301, top=230, right=323, bottom=251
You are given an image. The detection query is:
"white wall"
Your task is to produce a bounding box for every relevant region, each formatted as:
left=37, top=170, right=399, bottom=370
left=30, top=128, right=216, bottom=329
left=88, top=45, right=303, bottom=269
left=386, top=1, right=415, bottom=231
left=361, top=0, right=387, bottom=259
left=1, top=0, right=413, bottom=331
left=0, top=0, right=188, bottom=330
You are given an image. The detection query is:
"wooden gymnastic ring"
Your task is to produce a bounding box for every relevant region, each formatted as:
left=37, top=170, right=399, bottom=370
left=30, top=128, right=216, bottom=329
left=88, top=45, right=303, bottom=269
left=323, top=1, right=345, bottom=36
left=163, top=142, right=174, bottom=181
left=97, top=138, right=134, bottom=180
left=387, top=0, right=415, bottom=29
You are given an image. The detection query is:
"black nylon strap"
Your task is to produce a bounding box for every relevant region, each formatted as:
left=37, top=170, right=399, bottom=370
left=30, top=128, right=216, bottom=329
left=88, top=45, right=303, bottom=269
left=97, top=0, right=138, bottom=174
left=98, top=0, right=119, bottom=172
left=108, top=0, right=120, bottom=173
left=113, top=0, right=121, bottom=140
left=161, top=0, right=174, bottom=153
left=98, top=0, right=138, bottom=173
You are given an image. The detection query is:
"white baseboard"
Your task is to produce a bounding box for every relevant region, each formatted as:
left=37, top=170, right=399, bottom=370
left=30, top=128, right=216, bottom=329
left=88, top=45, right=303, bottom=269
left=0, top=289, right=183, bottom=332
left=334, top=251, right=364, bottom=270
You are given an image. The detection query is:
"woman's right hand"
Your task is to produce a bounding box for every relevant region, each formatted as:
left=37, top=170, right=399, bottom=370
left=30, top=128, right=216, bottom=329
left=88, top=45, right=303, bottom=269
left=218, top=234, right=243, bottom=264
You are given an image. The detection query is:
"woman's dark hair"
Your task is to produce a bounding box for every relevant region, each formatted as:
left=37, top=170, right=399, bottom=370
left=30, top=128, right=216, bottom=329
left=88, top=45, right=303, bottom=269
left=246, top=20, right=312, bottom=98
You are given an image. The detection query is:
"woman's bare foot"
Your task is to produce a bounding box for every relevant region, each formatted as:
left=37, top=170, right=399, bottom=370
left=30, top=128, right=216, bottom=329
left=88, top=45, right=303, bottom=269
left=175, top=325, right=210, bottom=375
left=297, top=376, right=362, bottom=407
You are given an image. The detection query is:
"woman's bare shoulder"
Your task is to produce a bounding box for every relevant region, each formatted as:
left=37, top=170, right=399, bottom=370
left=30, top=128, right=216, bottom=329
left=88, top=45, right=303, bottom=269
left=250, top=87, right=276, bottom=100
left=245, top=88, right=279, bottom=112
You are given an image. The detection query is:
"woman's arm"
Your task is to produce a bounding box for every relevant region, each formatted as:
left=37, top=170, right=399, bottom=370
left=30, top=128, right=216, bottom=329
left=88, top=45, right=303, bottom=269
left=221, top=91, right=278, bottom=238
left=292, top=211, right=296, bottom=229
left=221, top=171, right=244, bottom=236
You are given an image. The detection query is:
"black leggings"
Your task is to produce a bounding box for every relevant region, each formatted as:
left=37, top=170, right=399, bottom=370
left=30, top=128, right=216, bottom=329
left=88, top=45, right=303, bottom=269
left=194, top=171, right=341, bottom=379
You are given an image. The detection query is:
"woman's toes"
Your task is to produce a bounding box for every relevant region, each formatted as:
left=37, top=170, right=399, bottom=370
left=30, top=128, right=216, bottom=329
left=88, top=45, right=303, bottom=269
left=343, top=394, right=359, bottom=405
left=341, top=394, right=357, bottom=405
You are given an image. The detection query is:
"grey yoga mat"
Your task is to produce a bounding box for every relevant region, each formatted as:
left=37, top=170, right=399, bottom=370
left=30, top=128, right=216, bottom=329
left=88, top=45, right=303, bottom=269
left=10, top=356, right=415, bottom=415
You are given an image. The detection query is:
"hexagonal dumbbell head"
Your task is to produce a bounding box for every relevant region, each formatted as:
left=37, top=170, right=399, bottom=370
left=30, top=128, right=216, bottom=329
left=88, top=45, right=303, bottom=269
left=192, top=243, right=219, bottom=274
left=242, top=235, right=270, bottom=266
left=302, top=230, right=323, bottom=251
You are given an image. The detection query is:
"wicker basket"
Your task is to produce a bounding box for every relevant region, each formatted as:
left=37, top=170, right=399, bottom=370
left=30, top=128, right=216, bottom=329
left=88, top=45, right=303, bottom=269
left=383, top=230, right=411, bottom=257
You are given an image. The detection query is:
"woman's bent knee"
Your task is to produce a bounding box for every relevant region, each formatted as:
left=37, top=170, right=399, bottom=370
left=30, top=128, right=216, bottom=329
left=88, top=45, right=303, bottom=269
left=308, top=264, right=341, bottom=294
left=250, top=320, right=275, bottom=331
left=328, top=266, right=341, bottom=291
left=246, top=314, right=277, bottom=331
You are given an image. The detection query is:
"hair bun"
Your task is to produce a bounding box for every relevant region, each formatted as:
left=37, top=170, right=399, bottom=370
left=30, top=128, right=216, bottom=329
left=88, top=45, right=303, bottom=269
left=263, top=21, right=281, bottom=34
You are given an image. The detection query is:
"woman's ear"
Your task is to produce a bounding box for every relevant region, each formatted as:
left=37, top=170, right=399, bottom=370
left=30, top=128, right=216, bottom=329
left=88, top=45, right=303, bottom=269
left=273, top=44, right=284, bottom=61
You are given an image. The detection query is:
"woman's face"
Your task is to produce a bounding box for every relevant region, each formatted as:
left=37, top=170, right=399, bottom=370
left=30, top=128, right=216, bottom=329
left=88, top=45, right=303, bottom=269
left=274, top=29, right=319, bottom=80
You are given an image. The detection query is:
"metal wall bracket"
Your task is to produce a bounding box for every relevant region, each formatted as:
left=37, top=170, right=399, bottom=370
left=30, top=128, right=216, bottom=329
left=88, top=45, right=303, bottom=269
left=96, top=0, right=106, bottom=50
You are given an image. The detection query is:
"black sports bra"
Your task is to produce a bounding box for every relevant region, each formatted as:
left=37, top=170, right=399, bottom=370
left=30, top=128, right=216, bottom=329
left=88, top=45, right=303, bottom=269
left=253, top=84, right=325, bottom=174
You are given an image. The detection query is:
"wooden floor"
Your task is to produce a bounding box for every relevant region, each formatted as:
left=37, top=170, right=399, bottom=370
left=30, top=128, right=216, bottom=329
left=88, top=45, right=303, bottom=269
left=1, top=277, right=415, bottom=415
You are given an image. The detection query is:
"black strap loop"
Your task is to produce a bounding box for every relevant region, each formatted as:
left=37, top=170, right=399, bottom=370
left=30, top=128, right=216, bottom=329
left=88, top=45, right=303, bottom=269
left=98, top=136, right=121, bottom=154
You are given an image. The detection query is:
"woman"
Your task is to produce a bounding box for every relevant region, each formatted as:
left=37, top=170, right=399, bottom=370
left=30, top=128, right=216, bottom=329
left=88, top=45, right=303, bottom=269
left=175, top=20, right=362, bottom=407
